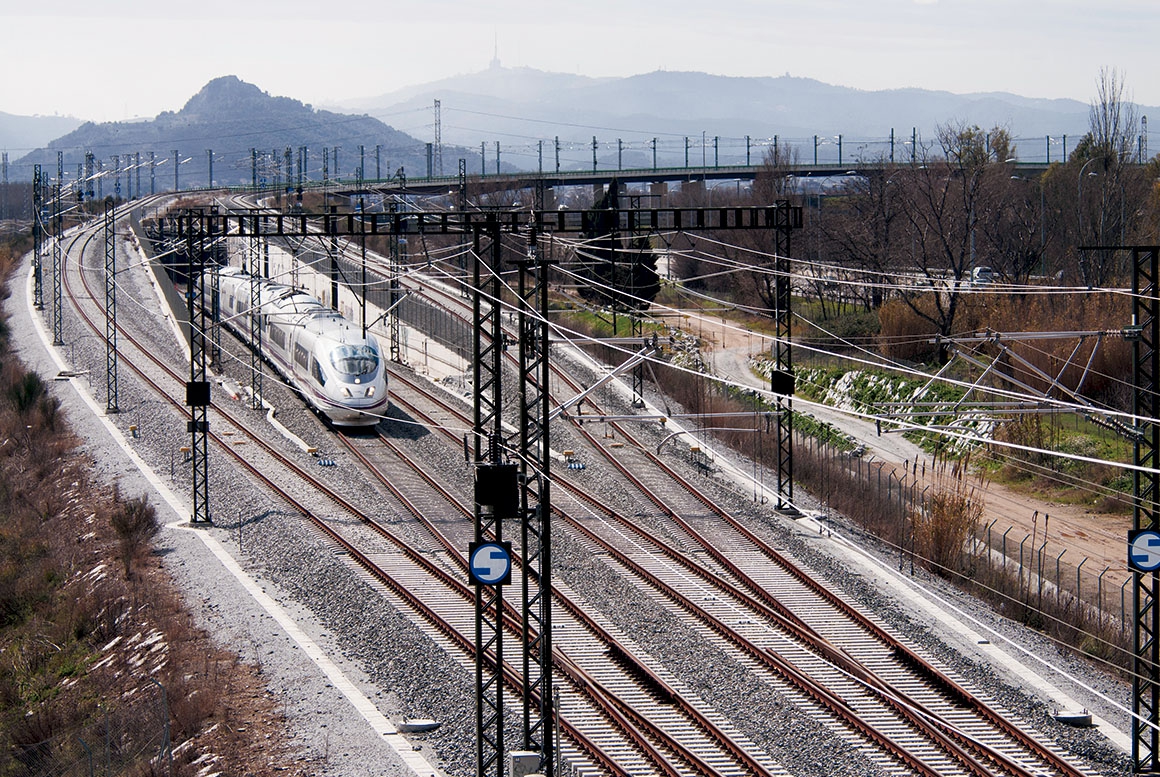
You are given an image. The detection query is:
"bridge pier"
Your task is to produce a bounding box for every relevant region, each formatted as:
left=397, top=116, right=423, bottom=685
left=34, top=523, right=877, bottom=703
left=683, top=179, right=705, bottom=199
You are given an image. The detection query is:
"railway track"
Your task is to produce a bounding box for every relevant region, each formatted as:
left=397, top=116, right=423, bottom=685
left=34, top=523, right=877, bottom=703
left=58, top=206, right=791, bottom=777
left=385, top=362, right=1090, bottom=777
left=243, top=223, right=1101, bottom=776
left=49, top=202, right=1106, bottom=776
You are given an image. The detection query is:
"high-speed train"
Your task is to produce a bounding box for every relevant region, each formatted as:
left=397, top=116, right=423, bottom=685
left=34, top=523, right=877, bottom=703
left=212, top=266, right=388, bottom=427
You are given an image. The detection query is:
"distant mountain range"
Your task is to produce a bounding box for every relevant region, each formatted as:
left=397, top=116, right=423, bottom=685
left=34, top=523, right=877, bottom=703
left=0, top=112, right=83, bottom=159
left=5, top=68, right=1154, bottom=184
left=338, top=65, right=1146, bottom=168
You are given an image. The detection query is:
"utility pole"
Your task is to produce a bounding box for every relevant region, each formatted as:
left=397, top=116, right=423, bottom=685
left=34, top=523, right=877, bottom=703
left=434, top=99, right=443, bottom=176
left=173, top=150, right=179, bottom=191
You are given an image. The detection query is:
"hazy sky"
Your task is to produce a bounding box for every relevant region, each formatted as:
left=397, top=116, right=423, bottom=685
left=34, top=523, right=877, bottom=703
left=5, top=0, right=1157, bottom=123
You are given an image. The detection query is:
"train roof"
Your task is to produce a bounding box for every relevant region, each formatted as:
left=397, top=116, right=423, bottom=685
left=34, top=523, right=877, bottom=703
left=217, top=266, right=372, bottom=345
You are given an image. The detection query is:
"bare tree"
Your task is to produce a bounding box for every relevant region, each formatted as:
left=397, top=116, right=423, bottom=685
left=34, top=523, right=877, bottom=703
left=887, top=122, right=1014, bottom=360
left=815, top=157, right=904, bottom=311
left=1090, top=67, right=1139, bottom=165
left=1072, top=67, right=1146, bottom=285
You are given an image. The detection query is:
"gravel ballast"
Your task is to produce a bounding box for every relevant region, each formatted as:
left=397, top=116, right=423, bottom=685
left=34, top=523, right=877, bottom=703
left=12, top=214, right=1133, bottom=777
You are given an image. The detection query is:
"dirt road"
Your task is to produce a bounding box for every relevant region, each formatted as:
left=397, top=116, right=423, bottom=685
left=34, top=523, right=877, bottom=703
left=690, top=312, right=1131, bottom=615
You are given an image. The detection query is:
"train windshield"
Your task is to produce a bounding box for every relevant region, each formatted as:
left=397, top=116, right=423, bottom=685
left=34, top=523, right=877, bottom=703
left=329, top=344, right=379, bottom=378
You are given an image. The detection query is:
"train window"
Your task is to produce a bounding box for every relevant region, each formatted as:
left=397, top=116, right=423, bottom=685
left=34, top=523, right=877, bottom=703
left=311, top=358, right=326, bottom=386
left=294, top=343, right=310, bottom=369
left=269, top=325, right=286, bottom=348
left=329, top=344, right=379, bottom=377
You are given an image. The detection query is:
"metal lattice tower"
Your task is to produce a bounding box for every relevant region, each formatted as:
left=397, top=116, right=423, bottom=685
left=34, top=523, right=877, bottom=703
left=104, top=200, right=119, bottom=413
left=458, top=159, right=468, bottom=212
left=514, top=231, right=555, bottom=774
left=52, top=153, right=63, bottom=345
left=249, top=233, right=263, bottom=410
left=209, top=210, right=222, bottom=369
left=32, top=165, right=43, bottom=310
left=628, top=194, right=646, bottom=407
left=473, top=216, right=506, bottom=777
left=772, top=201, right=800, bottom=509
left=84, top=152, right=94, bottom=200
left=1133, top=245, right=1160, bottom=774
left=434, top=99, right=443, bottom=177
left=389, top=203, right=403, bottom=362
left=183, top=212, right=212, bottom=524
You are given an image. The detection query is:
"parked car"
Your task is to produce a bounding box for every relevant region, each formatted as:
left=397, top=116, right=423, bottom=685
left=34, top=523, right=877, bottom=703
left=971, top=266, right=995, bottom=285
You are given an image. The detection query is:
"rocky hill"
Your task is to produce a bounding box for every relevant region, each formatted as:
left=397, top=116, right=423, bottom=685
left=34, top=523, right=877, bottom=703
left=13, top=76, right=442, bottom=186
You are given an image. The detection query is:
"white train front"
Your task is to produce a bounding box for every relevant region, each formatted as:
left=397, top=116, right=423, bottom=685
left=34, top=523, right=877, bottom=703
left=213, top=266, right=388, bottom=427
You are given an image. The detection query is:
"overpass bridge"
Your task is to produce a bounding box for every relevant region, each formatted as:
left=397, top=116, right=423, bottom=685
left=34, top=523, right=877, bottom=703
left=342, top=160, right=1052, bottom=200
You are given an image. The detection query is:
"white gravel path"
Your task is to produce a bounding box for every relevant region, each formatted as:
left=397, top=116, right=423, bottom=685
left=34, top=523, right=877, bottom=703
left=9, top=239, right=445, bottom=777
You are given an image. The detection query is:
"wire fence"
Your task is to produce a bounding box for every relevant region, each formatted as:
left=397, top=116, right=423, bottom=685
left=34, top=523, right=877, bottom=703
left=2, top=681, right=172, bottom=777
left=801, top=434, right=1128, bottom=635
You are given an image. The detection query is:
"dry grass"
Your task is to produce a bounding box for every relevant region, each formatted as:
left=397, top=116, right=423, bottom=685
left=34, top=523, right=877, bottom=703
left=0, top=235, right=310, bottom=776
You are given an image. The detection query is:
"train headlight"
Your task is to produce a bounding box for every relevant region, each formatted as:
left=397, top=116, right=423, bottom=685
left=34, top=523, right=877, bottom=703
left=341, top=387, right=352, bottom=398
left=365, top=386, right=376, bottom=398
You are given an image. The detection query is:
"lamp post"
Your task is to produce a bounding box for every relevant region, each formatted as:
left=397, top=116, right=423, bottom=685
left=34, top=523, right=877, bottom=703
left=1076, top=157, right=1099, bottom=285
left=1076, top=156, right=1099, bottom=238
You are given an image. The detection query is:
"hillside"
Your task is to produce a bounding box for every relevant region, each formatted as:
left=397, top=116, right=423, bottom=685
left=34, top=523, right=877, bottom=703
left=13, top=76, right=443, bottom=186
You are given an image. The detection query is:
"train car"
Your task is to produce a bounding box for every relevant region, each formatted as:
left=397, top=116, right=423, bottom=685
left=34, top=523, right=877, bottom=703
left=211, top=266, right=388, bottom=427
